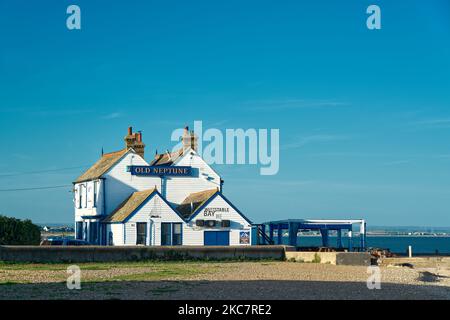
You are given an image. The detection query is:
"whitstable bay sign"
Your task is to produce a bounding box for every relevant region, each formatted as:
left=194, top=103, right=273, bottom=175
left=130, top=165, right=192, bottom=177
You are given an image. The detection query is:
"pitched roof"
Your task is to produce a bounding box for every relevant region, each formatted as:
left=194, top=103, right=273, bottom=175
left=102, top=188, right=157, bottom=223
left=150, top=148, right=184, bottom=166
left=74, top=149, right=129, bottom=183
left=176, top=188, right=218, bottom=219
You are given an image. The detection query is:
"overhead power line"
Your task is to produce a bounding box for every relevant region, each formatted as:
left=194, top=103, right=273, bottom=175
left=0, top=165, right=90, bottom=178
left=0, top=164, right=90, bottom=192
left=0, top=185, right=72, bottom=192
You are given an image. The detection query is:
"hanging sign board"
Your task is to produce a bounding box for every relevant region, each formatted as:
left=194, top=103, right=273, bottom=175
left=129, top=165, right=192, bottom=177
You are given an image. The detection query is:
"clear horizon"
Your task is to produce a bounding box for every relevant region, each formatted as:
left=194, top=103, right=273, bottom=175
left=32, top=221, right=450, bottom=230
left=1, top=0, right=449, bottom=226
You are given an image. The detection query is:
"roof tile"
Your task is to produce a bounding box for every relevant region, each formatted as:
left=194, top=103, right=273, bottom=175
left=176, top=188, right=218, bottom=219
left=102, top=188, right=157, bottom=223
left=74, top=149, right=129, bottom=183
left=150, top=149, right=184, bottom=166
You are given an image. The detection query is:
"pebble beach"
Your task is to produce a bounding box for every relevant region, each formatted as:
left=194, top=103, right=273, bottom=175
left=1, top=261, right=450, bottom=300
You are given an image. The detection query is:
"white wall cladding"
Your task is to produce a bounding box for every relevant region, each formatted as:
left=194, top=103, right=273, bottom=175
left=104, top=193, right=252, bottom=246
left=108, top=224, right=124, bottom=246
left=75, top=149, right=252, bottom=246
left=184, top=194, right=252, bottom=246
left=181, top=223, right=204, bottom=246
left=124, top=222, right=136, bottom=245
left=118, top=193, right=184, bottom=246
left=165, top=151, right=221, bottom=205
left=103, top=152, right=161, bottom=215
left=74, top=180, right=103, bottom=219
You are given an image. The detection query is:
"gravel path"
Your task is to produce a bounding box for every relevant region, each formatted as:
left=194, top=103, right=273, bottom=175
left=1, top=261, right=450, bottom=300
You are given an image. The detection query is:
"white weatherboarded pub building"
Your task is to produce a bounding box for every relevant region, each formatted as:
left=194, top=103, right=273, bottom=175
left=73, top=127, right=253, bottom=246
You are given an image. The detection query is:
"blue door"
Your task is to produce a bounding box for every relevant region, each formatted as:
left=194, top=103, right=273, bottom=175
left=204, top=231, right=230, bottom=246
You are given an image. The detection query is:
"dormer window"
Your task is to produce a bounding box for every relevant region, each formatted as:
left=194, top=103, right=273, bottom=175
left=78, top=185, right=82, bottom=209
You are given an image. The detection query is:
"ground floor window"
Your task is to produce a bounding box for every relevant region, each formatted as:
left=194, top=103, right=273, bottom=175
left=161, top=222, right=182, bottom=245
left=76, top=222, right=83, bottom=240
left=161, top=223, right=171, bottom=245
left=172, top=223, right=182, bottom=245
left=136, top=222, right=147, bottom=245
left=89, top=221, right=99, bottom=244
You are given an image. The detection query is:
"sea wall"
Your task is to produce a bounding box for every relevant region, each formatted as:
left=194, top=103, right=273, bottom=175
left=380, top=256, right=450, bottom=268
left=0, top=245, right=286, bottom=263
left=285, top=251, right=372, bottom=266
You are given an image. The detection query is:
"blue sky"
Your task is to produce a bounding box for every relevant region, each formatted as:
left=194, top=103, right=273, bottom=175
left=0, top=0, right=449, bottom=226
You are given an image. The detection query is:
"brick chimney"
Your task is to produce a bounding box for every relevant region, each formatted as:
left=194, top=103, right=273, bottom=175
left=124, top=126, right=145, bottom=159
left=124, top=127, right=135, bottom=148
left=133, top=131, right=145, bottom=159
left=182, top=126, right=198, bottom=153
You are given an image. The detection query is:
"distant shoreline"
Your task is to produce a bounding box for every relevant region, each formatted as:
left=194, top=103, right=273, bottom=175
left=298, top=234, right=450, bottom=238
left=366, top=234, right=450, bottom=238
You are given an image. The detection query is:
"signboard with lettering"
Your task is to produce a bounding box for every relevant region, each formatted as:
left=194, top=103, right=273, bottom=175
left=240, top=231, right=250, bottom=244
left=203, top=208, right=229, bottom=217
left=129, top=165, right=192, bottom=177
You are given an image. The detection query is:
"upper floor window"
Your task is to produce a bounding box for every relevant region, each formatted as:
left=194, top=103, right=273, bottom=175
left=79, top=184, right=88, bottom=208
left=84, top=184, right=88, bottom=208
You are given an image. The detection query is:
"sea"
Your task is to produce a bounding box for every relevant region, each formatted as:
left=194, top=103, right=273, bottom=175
left=287, top=236, right=450, bottom=255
